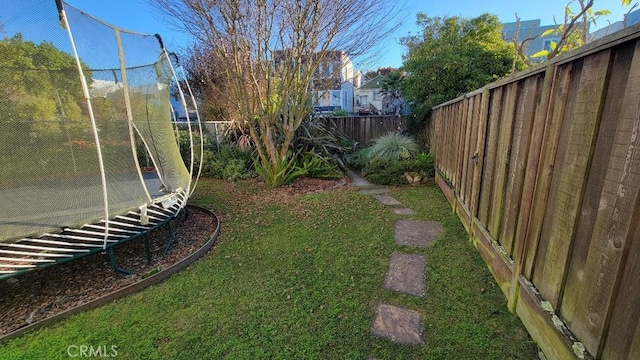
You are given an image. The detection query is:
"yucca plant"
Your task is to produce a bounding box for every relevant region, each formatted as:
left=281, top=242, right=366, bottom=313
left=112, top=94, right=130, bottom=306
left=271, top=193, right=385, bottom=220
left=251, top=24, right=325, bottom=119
left=253, top=152, right=307, bottom=187
left=366, top=132, right=420, bottom=161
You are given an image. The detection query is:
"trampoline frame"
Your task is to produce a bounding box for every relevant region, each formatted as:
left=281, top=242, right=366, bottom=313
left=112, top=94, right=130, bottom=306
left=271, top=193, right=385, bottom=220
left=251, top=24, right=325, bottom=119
left=0, top=1, right=205, bottom=280
left=0, top=191, right=186, bottom=280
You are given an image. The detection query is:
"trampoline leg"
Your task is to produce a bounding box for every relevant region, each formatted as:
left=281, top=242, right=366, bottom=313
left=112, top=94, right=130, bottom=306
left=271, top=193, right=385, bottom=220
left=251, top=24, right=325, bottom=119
left=108, top=248, right=134, bottom=275
left=163, top=220, right=175, bottom=256
left=144, top=236, right=151, bottom=264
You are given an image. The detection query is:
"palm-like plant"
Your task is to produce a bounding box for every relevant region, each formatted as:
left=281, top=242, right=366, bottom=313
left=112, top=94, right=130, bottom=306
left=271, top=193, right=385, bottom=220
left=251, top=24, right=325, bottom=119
left=380, top=71, right=406, bottom=116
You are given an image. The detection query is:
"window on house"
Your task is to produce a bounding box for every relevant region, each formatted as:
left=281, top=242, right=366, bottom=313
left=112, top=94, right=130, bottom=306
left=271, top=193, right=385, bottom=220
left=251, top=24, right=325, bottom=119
left=543, top=38, right=558, bottom=52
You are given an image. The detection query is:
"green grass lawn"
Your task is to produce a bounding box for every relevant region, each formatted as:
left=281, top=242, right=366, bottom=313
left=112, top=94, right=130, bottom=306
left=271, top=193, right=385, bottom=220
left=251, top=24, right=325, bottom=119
left=0, top=179, right=537, bottom=359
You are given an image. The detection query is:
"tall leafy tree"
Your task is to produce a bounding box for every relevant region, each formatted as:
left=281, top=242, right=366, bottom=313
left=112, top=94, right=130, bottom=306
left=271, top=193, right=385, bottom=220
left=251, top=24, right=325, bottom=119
left=0, top=34, right=85, bottom=138
left=400, top=13, right=525, bottom=131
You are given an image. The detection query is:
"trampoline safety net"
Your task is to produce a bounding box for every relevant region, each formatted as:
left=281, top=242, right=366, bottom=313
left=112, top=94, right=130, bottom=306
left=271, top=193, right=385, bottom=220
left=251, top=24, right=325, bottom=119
left=0, top=1, right=201, bottom=245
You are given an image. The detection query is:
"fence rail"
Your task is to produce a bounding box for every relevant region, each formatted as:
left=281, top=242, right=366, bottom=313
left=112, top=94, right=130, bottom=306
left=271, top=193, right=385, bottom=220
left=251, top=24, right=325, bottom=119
left=324, top=116, right=405, bottom=145
left=429, top=23, right=640, bottom=360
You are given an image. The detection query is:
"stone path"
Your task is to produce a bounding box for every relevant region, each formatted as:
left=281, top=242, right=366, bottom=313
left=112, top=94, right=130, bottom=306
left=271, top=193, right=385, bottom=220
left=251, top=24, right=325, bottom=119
left=349, top=171, right=442, bottom=349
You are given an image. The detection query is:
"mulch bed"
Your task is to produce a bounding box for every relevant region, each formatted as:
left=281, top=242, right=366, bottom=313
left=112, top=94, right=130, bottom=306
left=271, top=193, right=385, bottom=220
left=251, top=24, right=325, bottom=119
left=0, top=205, right=217, bottom=337
left=0, top=176, right=349, bottom=339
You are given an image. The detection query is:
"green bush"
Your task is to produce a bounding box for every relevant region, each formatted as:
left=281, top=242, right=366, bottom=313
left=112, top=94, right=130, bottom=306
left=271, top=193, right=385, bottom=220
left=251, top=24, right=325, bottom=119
left=199, top=143, right=256, bottom=181
left=296, top=151, right=343, bottom=179
left=404, top=152, right=435, bottom=178
left=347, top=147, right=369, bottom=172
left=358, top=152, right=435, bottom=186
left=361, top=158, right=408, bottom=186
left=366, top=133, right=420, bottom=161
left=254, top=152, right=307, bottom=187
left=330, top=108, right=351, bottom=117
left=221, top=158, right=254, bottom=181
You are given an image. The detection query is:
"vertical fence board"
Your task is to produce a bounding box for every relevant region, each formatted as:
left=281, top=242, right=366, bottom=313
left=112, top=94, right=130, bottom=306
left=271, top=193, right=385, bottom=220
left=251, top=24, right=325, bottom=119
left=461, top=96, right=476, bottom=205
left=471, top=89, right=491, bottom=218
left=466, top=95, right=481, bottom=209
left=508, top=65, right=556, bottom=310
left=461, top=98, right=471, bottom=204
left=561, top=42, right=635, bottom=333
left=455, top=101, right=467, bottom=192
left=567, top=43, right=640, bottom=357
left=535, top=50, right=612, bottom=311
left=521, top=63, right=573, bottom=279
left=488, top=82, right=518, bottom=239
left=499, top=75, right=542, bottom=257
left=478, top=88, right=504, bottom=225
left=602, top=197, right=640, bottom=360
left=443, top=107, right=452, bottom=180
left=452, top=105, right=458, bottom=181
left=531, top=59, right=582, bottom=285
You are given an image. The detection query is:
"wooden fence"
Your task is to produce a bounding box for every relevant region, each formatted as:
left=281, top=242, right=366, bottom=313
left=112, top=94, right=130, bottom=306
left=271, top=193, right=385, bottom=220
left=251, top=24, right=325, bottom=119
left=324, top=115, right=405, bottom=145
left=429, top=24, right=640, bottom=360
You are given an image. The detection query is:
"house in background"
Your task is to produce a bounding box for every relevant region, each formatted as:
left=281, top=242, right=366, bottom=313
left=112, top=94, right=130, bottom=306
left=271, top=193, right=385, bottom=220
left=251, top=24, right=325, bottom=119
left=312, top=50, right=359, bottom=114
left=354, top=74, right=385, bottom=115
left=590, top=8, right=640, bottom=40
left=501, top=19, right=560, bottom=58
left=503, top=9, right=640, bottom=59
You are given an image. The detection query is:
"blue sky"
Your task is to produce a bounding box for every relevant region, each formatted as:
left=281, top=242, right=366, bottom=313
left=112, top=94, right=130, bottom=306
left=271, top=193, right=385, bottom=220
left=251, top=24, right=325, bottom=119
left=65, top=0, right=632, bottom=70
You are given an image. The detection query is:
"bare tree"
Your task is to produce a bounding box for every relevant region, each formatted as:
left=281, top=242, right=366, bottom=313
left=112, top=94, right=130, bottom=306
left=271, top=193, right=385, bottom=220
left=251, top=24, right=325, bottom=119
left=532, top=0, right=609, bottom=60
left=152, top=0, right=401, bottom=185
left=509, top=13, right=538, bottom=71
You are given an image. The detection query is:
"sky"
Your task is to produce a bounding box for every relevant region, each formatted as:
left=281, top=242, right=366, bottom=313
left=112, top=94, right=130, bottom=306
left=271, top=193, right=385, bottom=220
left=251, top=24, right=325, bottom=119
left=64, top=0, right=632, bottom=70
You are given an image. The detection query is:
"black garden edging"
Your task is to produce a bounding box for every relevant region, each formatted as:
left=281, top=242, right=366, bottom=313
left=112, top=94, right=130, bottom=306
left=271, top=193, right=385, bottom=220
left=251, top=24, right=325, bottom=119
left=0, top=205, right=221, bottom=342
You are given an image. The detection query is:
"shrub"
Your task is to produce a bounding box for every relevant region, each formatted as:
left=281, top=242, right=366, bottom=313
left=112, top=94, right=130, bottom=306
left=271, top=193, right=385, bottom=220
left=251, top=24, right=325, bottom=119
left=294, top=117, right=355, bottom=172
left=296, top=151, right=343, bottom=179
left=222, top=158, right=253, bottom=181
left=361, top=158, right=408, bottom=186
left=366, top=132, right=420, bottom=161
left=199, top=143, right=256, bottom=181
left=404, top=152, right=435, bottom=178
left=254, top=152, right=307, bottom=187
left=330, top=108, right=351, bottom=117
left=346, top=147, right=370, bottom=172
left=357, top=152, right=435, bottom=186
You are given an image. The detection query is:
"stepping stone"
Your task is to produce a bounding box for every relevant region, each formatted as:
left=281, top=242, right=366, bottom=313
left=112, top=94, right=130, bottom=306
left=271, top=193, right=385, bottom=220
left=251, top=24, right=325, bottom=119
left=384, top=253, right=426, bottom=296
left=394, top=220, right=441, bottom=247
left=393, top=208, right=416, bottom=215
left=374, top=194, right=402, bottom=206
left=358, top=188, right=391, bottom=195
left=371, top=304, right=424, bottom=345
left=348, top=170, right=373, bottom=188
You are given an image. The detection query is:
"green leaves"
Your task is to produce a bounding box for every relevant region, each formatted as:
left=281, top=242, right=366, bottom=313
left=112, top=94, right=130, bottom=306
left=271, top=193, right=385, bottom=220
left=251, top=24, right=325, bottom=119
left=541, top=28, right=557, bottom=37
left=367, top=133, right=420, bottom=161
left=400, top=13, right=523, bottom=130
left=253, top=152, right=307, bottom=187
left=531, top=49, right=550, bottom=59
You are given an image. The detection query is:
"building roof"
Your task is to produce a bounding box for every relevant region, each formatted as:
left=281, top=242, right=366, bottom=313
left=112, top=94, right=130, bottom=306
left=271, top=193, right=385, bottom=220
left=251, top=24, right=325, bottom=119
left=358, top=74, right=387, bottom=90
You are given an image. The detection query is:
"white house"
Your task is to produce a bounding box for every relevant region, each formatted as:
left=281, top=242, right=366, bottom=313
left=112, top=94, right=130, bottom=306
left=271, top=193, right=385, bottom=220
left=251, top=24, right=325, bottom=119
left=311, top=50, right=359, bottom=113
left=354, top=74, right=385, bottom=114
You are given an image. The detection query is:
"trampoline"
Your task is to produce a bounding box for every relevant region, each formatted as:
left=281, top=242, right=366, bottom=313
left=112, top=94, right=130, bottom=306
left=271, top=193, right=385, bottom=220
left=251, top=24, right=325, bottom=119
left=0, top=0, right=203, bottom=278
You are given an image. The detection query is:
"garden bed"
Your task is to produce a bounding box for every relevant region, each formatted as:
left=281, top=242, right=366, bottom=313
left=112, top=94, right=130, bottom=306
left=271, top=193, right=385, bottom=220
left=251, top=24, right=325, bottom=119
left=0, top=205, right=218, bottom=339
